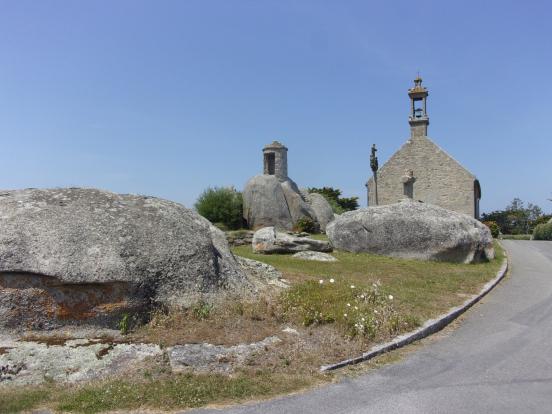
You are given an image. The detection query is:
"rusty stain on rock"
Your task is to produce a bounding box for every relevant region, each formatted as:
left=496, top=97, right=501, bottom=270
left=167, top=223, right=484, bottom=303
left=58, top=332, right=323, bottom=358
left=0, top=272, right=148, bottom=330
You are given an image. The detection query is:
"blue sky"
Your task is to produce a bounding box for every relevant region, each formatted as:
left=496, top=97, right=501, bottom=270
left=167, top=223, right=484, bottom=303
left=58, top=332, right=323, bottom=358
left=1, top=0, right=550, bottom=213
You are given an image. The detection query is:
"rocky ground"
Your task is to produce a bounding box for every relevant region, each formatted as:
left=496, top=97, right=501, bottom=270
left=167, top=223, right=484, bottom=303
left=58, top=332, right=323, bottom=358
left=0, top=256, right=291, bottom=388
left=0, top=328, right=291, bottom=387
left=0, top=328, right=159, bottom=386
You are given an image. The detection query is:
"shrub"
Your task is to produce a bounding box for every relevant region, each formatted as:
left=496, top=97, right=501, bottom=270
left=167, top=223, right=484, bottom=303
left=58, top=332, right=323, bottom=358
left=482, top=221, right=500, bottom=238
left=293, top=217, right=317, bottom=233
left=191, top=300, right=213, bottom=320
left=118, top=313, right=130, bottom=335
left=194, top=187, right=243, bottom=230
left=533, top=222, right=552, bottom=240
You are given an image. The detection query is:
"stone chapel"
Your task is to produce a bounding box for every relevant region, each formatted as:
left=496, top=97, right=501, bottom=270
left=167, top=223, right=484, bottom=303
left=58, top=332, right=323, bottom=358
left=366, top=77, right=481, bottom=218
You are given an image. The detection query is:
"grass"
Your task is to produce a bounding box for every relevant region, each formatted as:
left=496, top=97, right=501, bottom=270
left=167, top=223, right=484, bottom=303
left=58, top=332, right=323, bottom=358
left=233, top=241, right=504, bottom=321
left=0, top=242, right=505, bottom=413
left=306, top=233, right=330, bottom=241
left=0, top=372, right=313, bottom=414
left=0, top=388, right=52, bottom=414
left=500, top=234, right=532, bottom=240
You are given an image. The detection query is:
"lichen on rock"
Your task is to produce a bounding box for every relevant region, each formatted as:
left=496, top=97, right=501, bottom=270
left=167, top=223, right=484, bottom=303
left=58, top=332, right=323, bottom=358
left=0, top=188, right=254, bottom=329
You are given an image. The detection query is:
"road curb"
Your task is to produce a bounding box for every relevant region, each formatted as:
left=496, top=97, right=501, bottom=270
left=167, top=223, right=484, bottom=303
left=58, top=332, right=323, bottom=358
left=320, top=250, right=509, bottom=372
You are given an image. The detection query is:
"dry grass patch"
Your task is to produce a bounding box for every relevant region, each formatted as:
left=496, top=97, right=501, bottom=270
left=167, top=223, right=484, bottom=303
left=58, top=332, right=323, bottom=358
left=129, top=297, right=283, bottom=347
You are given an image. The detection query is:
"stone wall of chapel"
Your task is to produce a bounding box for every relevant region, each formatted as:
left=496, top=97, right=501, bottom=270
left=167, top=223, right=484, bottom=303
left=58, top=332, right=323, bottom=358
left=367, top=135, right=476, bottom=217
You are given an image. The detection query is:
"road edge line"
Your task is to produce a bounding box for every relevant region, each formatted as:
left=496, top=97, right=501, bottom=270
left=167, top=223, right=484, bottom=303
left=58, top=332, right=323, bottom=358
left=320, top=248, right=509, bottom=372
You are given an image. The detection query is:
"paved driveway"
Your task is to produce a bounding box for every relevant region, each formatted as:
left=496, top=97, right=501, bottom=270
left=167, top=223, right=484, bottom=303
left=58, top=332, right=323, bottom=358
left=191, top=241, right=552, bottom=414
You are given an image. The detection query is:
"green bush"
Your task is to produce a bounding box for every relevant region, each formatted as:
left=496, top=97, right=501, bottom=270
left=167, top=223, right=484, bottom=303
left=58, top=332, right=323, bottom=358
left=194, top=187, right=243, bottom=230
left=482, top=220, right=500, bottom=238
left=293, top=217, right=317, bottom=233
left=533, top=222, right=552, bottom=240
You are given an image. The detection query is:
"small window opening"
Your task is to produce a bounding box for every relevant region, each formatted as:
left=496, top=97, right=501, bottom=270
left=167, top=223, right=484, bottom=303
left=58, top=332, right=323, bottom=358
left=264, top=153, right=275, bottom=175
left=403, top=181, right=414, bottom=199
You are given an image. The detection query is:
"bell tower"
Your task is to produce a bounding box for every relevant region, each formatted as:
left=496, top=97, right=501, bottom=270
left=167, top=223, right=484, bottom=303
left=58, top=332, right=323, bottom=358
left=408, top=76, right=429, bottom=138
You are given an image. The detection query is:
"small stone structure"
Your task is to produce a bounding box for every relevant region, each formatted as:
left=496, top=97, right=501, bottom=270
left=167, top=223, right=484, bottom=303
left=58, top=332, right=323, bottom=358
left=243, top=141, right=334, bottom=231
left=263, top=141, right=288, bottom=180
left=366, top=78, right=482, bottom=218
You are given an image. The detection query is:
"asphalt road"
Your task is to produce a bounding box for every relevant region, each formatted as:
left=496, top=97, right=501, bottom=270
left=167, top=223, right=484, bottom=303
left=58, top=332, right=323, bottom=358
left=191, top=241, right=552, bottom=414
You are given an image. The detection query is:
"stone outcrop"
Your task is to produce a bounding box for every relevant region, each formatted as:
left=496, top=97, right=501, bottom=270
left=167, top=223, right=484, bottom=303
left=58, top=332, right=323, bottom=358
left=242, top=176, right=335, bottom=232
left=0, top=188, right=252, bottom=330
left=0, top=338, right=162, bottom=385
left=242, top=141, right=334, bottom=232
left=292, top=251, right=338, bottom=262
left=326, top=200, right=494, bottom=263
left=235, top=256, right=289, bottom=288
left=242, top=175, right=297, bottom=230
left=252, top=227, right=332, bottom=254
left=243, top=175, right=323, bottom=231
left=303, top=192, right=335, bottom=232
left=167, top=336, right=281, bottom=374
left=226, top=230, right=255, bottom=247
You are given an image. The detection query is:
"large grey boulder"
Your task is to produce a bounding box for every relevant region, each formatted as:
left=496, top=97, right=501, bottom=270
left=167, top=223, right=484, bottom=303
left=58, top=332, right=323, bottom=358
left=0, top=188, right=252, bottom=329
left=243, top=175, right=318, bottom=231
left=252, top=227, right=332, bottom=254
left=326, top=200, right=494, bottom=263
left=304, top=192, right=335, bottom=232
left=242, top=175, right=294, bottom=230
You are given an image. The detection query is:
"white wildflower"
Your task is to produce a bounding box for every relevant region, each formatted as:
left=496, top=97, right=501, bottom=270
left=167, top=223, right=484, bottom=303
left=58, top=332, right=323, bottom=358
left=374, top=309, right=379, bottom=314
left=361, top=317, right=365, bottom=321
left=346, top=303, right=351, bottom=307
left=330, top=278, right=335, bottom=283
left=319, top=279, right=324, bottom=284
left=344, top=313, right=348, bottom=317
left=350, top=285, right=355, bottom=289
left=354, top=306, right=358, bottom=310
left=388, top=295, right=394, bottom=300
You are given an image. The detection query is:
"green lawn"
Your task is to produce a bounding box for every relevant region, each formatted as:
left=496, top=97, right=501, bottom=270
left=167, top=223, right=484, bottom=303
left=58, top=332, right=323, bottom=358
left=0, top=373, right=312, bottom=414
left=233, top=241, right=504, bottom=321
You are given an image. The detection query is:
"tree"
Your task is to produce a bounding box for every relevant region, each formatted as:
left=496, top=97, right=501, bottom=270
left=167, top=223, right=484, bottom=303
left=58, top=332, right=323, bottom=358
left=194, top=187, right=244, bottom=230
left=481, top=198, right=545, bottom=235
left=307, top=187, right=359, bottom=213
